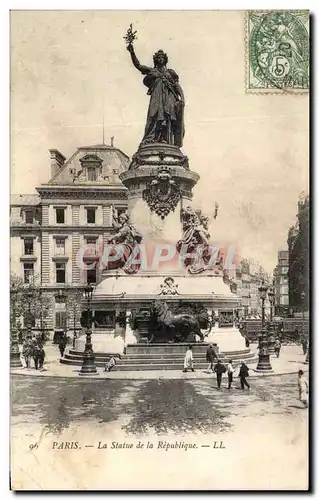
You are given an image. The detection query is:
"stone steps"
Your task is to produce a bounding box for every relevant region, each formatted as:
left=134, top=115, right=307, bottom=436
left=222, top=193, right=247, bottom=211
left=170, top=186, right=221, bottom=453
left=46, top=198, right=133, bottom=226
left=61, top=343, right=257, bottom=371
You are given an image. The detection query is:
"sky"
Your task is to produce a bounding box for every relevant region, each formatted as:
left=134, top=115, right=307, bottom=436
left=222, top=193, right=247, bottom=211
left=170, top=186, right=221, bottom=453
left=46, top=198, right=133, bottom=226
left=10, top=10, right=309, bottom=272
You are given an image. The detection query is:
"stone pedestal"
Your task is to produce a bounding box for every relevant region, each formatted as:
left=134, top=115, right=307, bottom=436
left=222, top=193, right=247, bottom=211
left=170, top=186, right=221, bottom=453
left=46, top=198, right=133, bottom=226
left=206, top=326, right=246, bottom=352
left=120, top=143, right=199, bottom=240
left=75, top=330, right=124, bottom=354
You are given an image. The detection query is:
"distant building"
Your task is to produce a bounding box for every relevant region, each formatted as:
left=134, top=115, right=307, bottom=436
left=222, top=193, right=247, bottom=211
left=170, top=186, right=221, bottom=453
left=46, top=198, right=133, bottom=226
left=234, top=259, right=270, bottom=318
left=10, top=142, right=129, bottom=337
left=273, top=250, right=289, bottom=316
left=287, top=193, right=309, bottom=314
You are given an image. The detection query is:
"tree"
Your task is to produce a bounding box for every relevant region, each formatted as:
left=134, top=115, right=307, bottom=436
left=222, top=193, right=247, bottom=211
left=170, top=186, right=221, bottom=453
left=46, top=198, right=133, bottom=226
left=65, top=289, right=84, bottom=346
left=10, top=273, right=52, bottom=341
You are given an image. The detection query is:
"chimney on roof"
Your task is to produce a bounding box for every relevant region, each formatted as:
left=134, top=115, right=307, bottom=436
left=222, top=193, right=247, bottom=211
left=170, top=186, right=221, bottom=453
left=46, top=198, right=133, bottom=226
left=49, top=149, right=66, bottom=178
left=110, top=136, right=114, bottom=147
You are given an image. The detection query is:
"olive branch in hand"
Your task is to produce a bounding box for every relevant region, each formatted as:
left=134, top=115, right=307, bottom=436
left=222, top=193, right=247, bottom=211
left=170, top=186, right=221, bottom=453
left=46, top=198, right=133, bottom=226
left=123, top=24, right=138, bottom=46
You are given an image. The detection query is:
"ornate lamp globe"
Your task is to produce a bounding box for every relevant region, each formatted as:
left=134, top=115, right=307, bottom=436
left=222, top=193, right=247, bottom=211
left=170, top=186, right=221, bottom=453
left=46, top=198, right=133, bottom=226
left=84, top=284, right=94, bottom=301
left=268, top=286, right=275, bottom=302
left=258, top=281, right=268, bottom=300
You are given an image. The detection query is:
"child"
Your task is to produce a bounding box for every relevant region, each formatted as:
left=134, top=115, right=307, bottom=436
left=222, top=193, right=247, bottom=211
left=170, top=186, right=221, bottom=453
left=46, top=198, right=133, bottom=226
left=298, top=370, right=308, bottom=408
left=104, top=356, right=116, bottom=372
left=227, top=359, right=234, bottom=389
left=183, top=345, right=195, bottom=372
left=274, top=338, right=281, bottom=358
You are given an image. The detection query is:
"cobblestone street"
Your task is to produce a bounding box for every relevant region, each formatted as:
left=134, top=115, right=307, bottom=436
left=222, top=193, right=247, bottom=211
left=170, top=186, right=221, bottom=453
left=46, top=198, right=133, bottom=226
left=11, top=372, right=308, bottom=437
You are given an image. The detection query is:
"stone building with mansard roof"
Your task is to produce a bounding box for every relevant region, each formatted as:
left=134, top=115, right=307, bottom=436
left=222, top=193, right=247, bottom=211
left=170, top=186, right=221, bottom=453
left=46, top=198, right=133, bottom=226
left=10, top=141, right=129, bottom=339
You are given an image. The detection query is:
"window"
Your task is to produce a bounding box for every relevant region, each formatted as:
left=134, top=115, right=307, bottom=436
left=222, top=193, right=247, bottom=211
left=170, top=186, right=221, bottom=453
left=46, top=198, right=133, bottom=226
left=25, top=210, right=34, bottom=224
left=86, top=237, right=97, bottom=246
left=55, top=311, right=67, bottom=329
left=87, top=265, right=97, bottom=284
left=280, top=296, right=289, bottom=305
left=56, top=262, right=66, bottom=283
left=84, top=237, right=98, bottom=259
left=55, top=238, right=65, bottom=255
left=86, top=208, right=96, bottom=224
left=55, top=296, right=67, bottom=328
left=24, top=238, right=34, bottom=255
left=24, top=263, right=34, bottom=283
left=94, top=311, right=115, bottom=328
left=87, top=168, right=97, bottom=182
left=56, top=208, right=65, bottom=224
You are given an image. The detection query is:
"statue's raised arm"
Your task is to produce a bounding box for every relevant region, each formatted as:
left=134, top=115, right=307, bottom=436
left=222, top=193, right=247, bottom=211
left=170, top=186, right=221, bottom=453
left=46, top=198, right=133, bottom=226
left=127, top=44, right=151, bottom=75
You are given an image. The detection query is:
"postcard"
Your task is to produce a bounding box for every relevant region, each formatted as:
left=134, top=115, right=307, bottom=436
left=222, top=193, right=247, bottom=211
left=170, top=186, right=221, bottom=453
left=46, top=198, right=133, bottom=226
left=10, top=10, right=309, bottom=490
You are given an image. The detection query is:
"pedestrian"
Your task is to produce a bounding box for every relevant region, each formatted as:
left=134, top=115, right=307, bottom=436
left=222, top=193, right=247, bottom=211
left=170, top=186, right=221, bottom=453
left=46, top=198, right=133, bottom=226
left=245, top=337, right=250, bottom=348
left=214, top=359, right=226, bottom=390
left=58, top=334, right=67, bottom=358
left=38, top=345, right=45, bottom=370
left=274, top=338, right=281, bottom=358
left=33, top=345, right=40, bottom=370
left=206, top=343, right=216, bottom=372
left=298, top=370, right=308, bottom=408
left=104, top=356, right=116, bottom=372
left=239, top=360, right=250, bottom=390
left=301, top=337, right=308, bottom=356
left=227, top=359, right=234, bottom=389
left=22, top=338, right=32, bottom=368
left=183, top=345, right=195, bottom=372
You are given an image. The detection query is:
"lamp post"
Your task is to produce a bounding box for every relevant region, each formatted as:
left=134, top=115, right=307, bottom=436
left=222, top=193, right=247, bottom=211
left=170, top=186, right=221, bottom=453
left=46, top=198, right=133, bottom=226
left=79, top=284, right=98, bottom=375
left=300, top=290, right=308, bottom=363
left=267, top=285, right=276, bottom=355
left=256, top=281, right=273, bottom=372
left=10, top=283, right=23, bottom=368
left=26, top=290, right=34, bottom=337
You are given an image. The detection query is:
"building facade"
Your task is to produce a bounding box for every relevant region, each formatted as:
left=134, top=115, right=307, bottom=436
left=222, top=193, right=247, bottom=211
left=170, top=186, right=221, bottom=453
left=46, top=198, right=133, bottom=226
left=10, top=143, right=129, bottom=337
left=287, top=193, right=309, bottom=314
left=273, top=250, right=289, bottom=316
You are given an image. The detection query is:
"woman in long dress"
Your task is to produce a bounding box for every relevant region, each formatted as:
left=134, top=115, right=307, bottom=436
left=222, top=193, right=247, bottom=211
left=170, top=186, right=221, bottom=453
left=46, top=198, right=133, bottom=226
left=127, top=44, right=185, bottom=147
left=183, top=345, right=194, bottom=372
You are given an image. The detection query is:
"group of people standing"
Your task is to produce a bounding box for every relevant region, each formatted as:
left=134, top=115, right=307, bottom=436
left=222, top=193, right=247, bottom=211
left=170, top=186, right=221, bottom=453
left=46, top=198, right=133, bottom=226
left=22, top=335, right=46, bottom=370
left=183, top=344, right=251, bottom=391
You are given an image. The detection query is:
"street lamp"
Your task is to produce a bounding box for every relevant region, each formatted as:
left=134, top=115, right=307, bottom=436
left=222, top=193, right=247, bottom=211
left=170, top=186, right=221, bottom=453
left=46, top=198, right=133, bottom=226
left=79, top=284, right=98, bottom=375
left=300, top=290, right=308, bottom=363
left=10, top=283, right=23, bottom=367
left=256, top=281, right=273, bottom=372
left=26, top=290, right=34, bottom=336
left=267, top=285, right=276, bottom=355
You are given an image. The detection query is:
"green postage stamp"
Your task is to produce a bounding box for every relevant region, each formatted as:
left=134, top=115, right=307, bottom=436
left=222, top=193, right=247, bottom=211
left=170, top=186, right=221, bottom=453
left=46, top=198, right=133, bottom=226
left=246, top=10, right=310, bottom=93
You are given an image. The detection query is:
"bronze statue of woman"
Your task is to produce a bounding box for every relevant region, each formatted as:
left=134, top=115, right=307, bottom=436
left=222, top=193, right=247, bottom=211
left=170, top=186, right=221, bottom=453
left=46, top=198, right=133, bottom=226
left=126, top=43, right=185, bottom=147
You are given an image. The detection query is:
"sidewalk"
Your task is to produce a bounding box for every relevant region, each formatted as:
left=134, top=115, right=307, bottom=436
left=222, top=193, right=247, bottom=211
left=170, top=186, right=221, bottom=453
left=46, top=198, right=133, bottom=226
left=11, top=344, right=309, bottom=380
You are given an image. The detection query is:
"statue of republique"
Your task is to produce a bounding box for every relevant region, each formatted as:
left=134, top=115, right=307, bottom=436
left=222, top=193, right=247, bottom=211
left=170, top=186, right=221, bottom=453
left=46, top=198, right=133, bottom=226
left=124, top=24, right=185, bottom=148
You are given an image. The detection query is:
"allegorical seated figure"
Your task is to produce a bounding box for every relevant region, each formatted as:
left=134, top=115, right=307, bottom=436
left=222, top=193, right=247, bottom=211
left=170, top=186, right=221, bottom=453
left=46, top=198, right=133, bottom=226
left=179, top=206, right=211, bottom=248
left=126, top=43, right=185, bottom=147
left=109, top=211, right=142, bottom=246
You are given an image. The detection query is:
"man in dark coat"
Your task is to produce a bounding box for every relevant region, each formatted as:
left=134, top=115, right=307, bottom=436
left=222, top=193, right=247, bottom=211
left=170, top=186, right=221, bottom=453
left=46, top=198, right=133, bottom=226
left=58, top=334, right=67, bottom=358
left=239, top=360, right=250, bottom=390
left=206, top=344, right=217, bottom=371
left=213, top=359, right=226, bottom=390
left=38, top=345, right=45, bottom=369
